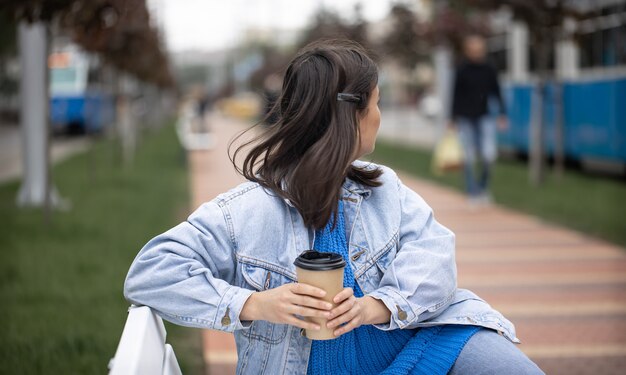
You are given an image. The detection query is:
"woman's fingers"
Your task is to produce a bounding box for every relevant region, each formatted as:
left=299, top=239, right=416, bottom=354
left=286, top=315, right=320, bottom=331
left=330, top=299, right=364, bottom=336
left=327, top=307, right=357, bottom=330
left=332, top=287, right=353, bottom=304
left=287, top=304, right=331, bottom=319
left=290, top=294, right=332, bottom=311
left=291, top=282, right=326, bottom=298
left=327, top=295, right=357, bottom=327
left=333, top=313, right=362, bottom=336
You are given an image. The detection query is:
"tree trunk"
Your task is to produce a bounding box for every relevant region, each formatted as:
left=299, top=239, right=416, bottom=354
left=16, top=21, right=63, bottom=211
left=554, top=80, right=564, bottom=178
left=118, top=74, right=136, bottom=169
left=529, top=38, right=549, bottom=186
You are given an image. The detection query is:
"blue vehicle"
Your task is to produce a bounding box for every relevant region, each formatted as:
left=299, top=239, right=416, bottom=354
left=478, top=0, right=626, bottom=171
left=500, top=75, right=626, bottom=168
left=49, top=48, right=115, bottom=134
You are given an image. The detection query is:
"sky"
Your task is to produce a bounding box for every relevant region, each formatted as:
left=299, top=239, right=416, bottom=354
left=149, top=0, right=397, bottom=52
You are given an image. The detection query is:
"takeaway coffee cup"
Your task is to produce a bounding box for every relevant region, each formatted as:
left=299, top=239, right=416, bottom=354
left=293, top=250, right=346, bottom=340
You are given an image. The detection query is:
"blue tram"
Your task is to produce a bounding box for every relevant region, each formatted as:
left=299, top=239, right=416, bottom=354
left=500, top=75, right=626, bottom=165
left=48, top=48, right=115, bottom=133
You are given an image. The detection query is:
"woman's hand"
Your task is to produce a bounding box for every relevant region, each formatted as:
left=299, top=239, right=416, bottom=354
left=326, top=288, right=391, bottom=337
left=240, top=283, right=333, bottom=331
left=497, top=115, right=508, bottom=131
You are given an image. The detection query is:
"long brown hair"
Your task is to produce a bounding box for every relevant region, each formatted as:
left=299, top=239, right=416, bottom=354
left=229, top=39, right=382, bottom=231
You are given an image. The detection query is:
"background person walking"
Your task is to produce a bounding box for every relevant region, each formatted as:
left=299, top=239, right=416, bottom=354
left=449, top=34, right=508, bottom=205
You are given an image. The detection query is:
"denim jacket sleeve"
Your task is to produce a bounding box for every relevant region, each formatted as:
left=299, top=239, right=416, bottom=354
left=123, top=200, right=255, bottom=333
left=366, top=175, right=457, bottom=331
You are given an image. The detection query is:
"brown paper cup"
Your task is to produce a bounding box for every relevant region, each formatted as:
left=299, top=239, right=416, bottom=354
left=294, top=250, right=346, bottom=340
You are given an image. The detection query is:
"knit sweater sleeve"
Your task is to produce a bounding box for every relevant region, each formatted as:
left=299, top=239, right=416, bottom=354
left=366, top=175, right=457, bottom=331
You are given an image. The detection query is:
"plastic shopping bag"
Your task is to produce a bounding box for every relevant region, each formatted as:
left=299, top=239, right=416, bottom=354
left=431, top=130, right=464, bottom=175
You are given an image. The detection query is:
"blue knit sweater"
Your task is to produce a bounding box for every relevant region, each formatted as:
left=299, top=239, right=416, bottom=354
left=306, top=198, right=480, bottom=375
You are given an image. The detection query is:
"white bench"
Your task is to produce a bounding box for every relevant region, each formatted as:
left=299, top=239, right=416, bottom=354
left=175, top=110, right=215, bottom=151
left=108, top=305, right=182, bottom=375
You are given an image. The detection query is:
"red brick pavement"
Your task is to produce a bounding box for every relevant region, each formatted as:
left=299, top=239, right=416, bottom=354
left=189, top=113, right=626, bottom=375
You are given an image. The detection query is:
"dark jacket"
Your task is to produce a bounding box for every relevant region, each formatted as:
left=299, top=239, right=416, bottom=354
left=451, top=60, right=505, bottom=121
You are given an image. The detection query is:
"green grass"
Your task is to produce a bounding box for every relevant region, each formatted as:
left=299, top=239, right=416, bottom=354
left=0, top=123, right=204, bottom=374
left=368, top=140, right=626, bottom=248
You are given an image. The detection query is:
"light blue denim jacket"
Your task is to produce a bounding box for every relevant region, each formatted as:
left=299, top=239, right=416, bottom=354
left=123, top=160, right=520, bottom=374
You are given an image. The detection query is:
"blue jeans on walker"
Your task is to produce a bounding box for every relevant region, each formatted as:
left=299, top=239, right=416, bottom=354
left=456, top=116, right=497, bottom=197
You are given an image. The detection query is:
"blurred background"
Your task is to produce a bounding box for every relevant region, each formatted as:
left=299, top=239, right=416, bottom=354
left=0, top=0, right=625, bottom=374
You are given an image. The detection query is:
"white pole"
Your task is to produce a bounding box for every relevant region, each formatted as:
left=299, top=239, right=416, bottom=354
left=17, top=22, right=48, bottom=207
left=556, top=18, right=580, bottom=80
left=434, top=44, right=452, bottom=142
left=508, top=20, right=529, bottom=82
left=16, top=21, right=65, bottom=209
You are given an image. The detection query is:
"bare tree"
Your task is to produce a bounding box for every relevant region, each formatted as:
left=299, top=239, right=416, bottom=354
left=298, top=5, right=371, bottom=50
left=3, top=0, right=173, bottom=214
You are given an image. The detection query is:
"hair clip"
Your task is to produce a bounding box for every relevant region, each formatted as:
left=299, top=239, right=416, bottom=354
left=337, top=93, right=362, bottom=104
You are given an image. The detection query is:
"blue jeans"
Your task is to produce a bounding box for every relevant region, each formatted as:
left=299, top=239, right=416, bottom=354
left=449, top=328, right=545, bottom=374
left=456, top=116, right=497, bottom=196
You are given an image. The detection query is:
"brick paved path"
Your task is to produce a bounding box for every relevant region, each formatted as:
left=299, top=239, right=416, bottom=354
left=189, top=113, right=626, bottom=375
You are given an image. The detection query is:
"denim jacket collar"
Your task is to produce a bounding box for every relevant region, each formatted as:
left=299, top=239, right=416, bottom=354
left=343, top=178, right=372, bottom=199
left=278, top=177, right=371, bottom=208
